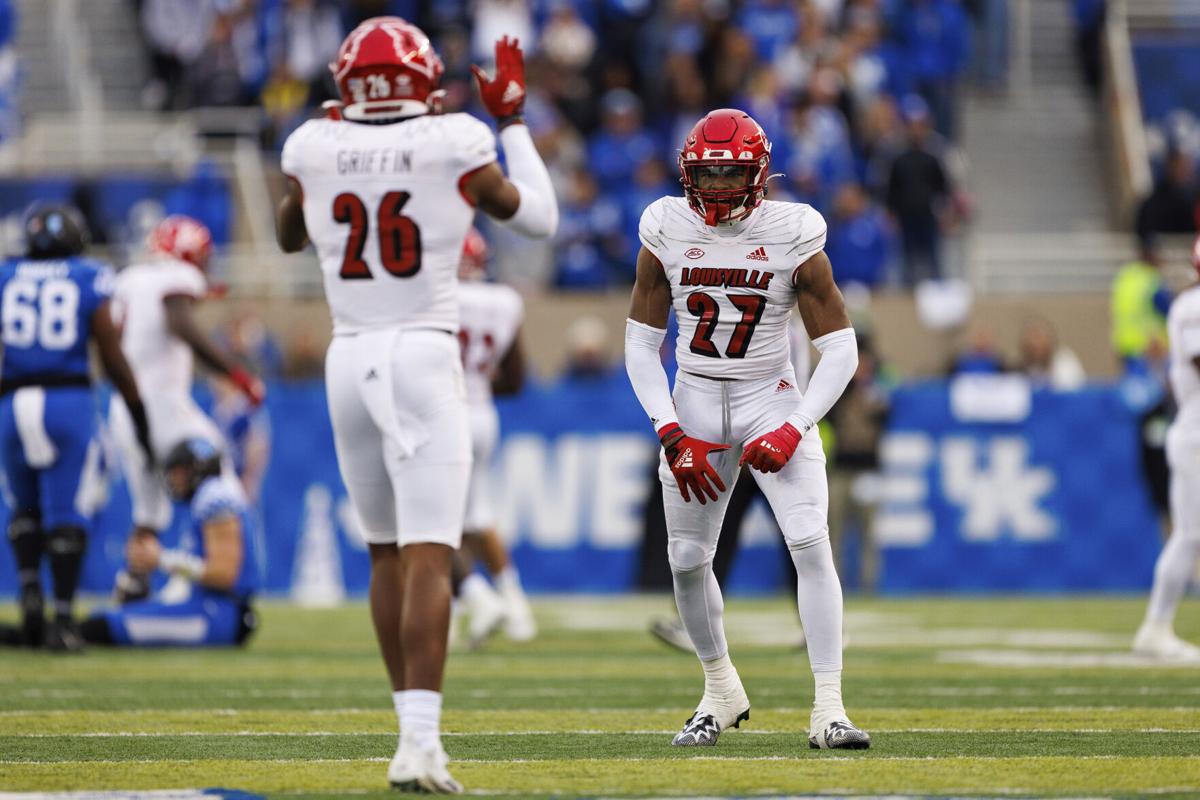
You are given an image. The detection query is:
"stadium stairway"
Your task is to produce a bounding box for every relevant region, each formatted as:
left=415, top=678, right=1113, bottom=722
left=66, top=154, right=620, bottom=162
left=963, top=0, right=1130, bottom=292
left=12, top=0, right=69, bottom=115
left=76, top=0, right=147, bottom=112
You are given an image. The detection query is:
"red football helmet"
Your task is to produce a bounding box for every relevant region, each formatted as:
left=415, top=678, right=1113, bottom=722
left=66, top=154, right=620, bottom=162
left=679, top=109, right=773, bottom=226
left=330, top=16, right=444, bottom=121
left=459, top=227, right=490, bottom=281
left=148, top=215, right=213, bottom=271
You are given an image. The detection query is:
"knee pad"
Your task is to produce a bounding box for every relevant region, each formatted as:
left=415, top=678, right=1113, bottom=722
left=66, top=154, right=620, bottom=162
left=46, top=527, right=87, bottom=557
left=668, top=538, right=712, bottom=574
left=783, top=507, right=830, bottom=553
left=79, top=615, right=114, bottom=645
left=8, top=511, right=40, bottom=543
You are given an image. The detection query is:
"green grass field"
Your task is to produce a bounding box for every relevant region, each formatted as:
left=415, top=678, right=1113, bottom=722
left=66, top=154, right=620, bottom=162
left=2, top=595, right=1199, bottom=798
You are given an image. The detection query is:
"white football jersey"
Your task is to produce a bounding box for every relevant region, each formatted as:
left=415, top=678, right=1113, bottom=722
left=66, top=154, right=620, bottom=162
left=639, top=197, right=827, bottom=380
left=112, top=257, right=207, bottom=399
left=1169, top=284, right=1200, bottom=430
left=457, top=281, right=524, bottom=406
left=281, top=113, right=497, bottom=335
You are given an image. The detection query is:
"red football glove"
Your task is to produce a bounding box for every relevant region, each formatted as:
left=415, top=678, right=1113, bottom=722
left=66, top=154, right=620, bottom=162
left=658, top=422, right=730, bottom=504
left=739, top=423, right=802, bottom=474
left=470, top=36, right=526, bottom=122
left=229, top=367, right=266, bottom=408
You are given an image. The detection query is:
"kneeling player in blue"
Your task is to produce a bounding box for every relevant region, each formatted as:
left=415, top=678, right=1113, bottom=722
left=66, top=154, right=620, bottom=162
left=0, top=204, right=152, bottom=651
left=81, top=439, right=260, bottom=647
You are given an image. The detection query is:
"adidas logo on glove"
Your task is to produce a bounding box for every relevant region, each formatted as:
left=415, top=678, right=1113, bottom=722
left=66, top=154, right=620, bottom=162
left=501, top=81, right=524, bottom=105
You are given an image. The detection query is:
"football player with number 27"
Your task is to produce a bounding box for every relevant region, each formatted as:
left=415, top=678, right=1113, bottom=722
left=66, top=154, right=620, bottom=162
left=625, top=109, right=870, bottom=750
left=275, top=17, right=557, bottom=794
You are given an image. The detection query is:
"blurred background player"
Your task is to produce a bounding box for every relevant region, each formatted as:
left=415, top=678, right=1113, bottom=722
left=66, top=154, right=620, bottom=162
left=1134, top=235, right=1200, bottom=663
left=80, top=438, right=260, bottom=648
left=625, top=109, right=867, bottom=750
left=275, top=19, right=557, bottom=793
left=210, top=374, right=272, bottom=506
left=0, top=204, right=152, bottom=651
left=109, top=214, right=266, bottom=603
left=454, top=227, right=536, bottom=646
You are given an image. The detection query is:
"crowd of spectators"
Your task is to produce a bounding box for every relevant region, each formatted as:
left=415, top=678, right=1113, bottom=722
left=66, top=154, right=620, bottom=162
left=132, top=0, right=978, bottom=290
left=1137, top=147, right=1199, bottom=245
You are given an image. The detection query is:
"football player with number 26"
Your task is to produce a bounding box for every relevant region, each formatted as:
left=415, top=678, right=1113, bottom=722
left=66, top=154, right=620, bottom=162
left=275, top=17, right=557, bottom=794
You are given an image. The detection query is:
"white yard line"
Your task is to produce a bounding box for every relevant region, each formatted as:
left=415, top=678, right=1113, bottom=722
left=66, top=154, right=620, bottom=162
left=6, top=728, right=1200, bottom=738
left=0, top=754, right=1191, bottom=766
left=3, top=704, right=1199, bottom=717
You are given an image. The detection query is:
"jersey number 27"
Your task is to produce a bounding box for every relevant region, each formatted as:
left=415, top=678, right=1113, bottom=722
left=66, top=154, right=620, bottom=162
left=687, top=292, right=766, bottom=359
left=333, top=191, right=422, bottom=280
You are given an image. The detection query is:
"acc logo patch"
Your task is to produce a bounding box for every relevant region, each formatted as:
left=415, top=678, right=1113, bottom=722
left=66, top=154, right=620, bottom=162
left=685, top=248, right=705, bottom=259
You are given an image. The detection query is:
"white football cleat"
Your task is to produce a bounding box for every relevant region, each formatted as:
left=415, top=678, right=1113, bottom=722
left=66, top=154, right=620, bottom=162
left=502, top=590, right=537, bottom=642
left=461, top=574, right=506, bottom=650
left=1133, top=623, right=1200, bottom=663
left=649, top=617, right=696, bottom=653
left=388, top=735, right=463, bottom=794
left=809, top=715, right=871, bottom=750
left=671, top=680, right=751, bottom=746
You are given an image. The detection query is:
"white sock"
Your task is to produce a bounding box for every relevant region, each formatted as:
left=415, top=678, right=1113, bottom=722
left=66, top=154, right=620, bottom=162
left=461, top=573, right=494, bottom=603
left=496, top=566, right=523, bottom=596
left=399, top=689, right=442, bottom=751
left=672, top=564, right=727, bottom=662
left=812, top=670, right=845, bottom=720
left=791, top=542, right=844, bottom=673
left=392, top=690, right=404, bottom=735
left=700, top=652, right=739, bottom=699
left=1145, top=535, right=1200, bottom=627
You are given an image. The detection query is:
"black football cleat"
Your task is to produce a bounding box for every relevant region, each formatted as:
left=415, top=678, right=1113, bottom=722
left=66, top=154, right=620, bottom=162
left=809, top=718, right=871, bottom=750
left=19, top=584, right=45, bottom=648
left=44, top=618, right=85, bottom=653
left=671, top=708, right=750, bottom=747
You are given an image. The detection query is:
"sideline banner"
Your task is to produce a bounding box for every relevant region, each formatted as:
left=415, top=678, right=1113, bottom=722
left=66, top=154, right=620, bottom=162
left=873, top=379, right=1161, bottom=591
left=0, top=377, right=1164, bottom=597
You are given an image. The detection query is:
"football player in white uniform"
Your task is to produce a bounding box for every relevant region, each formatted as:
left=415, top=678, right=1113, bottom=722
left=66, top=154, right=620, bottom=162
left=456, top=228, right=536, bottom=643
left=109, top=215, right=266, bottom=601
left=1134, top=235, right=1200, bottom=663
left=625, top=109, right=869, bottom=750
left=275, top=19, right=557, bottom=793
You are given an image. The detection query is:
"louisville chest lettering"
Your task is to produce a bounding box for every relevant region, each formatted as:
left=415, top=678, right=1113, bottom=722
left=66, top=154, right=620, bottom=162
left=679, top=267, right=773, bottom=290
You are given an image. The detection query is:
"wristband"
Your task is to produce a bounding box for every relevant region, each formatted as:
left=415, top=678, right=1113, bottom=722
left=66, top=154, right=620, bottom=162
left=497, top=114, right=525, bottom=130
left=159, top=549, right=205, bottom=581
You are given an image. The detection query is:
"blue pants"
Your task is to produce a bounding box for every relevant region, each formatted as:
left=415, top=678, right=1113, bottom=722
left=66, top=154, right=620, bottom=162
left=0, top=387, right=97, bottom=529
left=100, top=589, right=251, bottom=647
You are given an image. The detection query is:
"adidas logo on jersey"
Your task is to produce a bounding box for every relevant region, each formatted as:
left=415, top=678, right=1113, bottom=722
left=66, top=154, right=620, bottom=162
left=775, top=379, right=793, bottom=393
left=746, top=247, right=769, bottom=261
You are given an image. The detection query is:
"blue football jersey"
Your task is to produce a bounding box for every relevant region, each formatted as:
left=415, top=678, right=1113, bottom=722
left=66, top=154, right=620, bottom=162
left=213, top=398, right=270, bottom=478
left=0, top=256, right=114, bottom=381
left=181, top=475, right=263, bottom=598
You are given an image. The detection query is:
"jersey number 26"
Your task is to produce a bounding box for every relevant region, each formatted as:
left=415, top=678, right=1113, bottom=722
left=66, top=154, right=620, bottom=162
left=333, top=191, right=422, bottom=280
